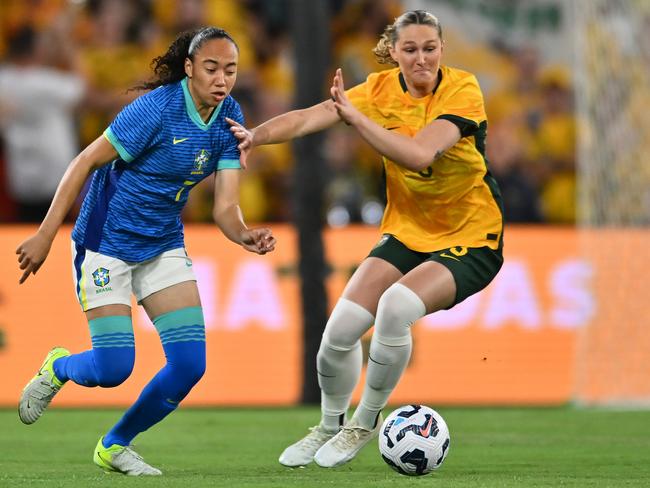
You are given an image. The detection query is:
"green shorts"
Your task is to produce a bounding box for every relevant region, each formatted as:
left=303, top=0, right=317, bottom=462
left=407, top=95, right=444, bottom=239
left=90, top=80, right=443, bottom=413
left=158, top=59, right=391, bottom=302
left=367, top=234, right=503, bottom=307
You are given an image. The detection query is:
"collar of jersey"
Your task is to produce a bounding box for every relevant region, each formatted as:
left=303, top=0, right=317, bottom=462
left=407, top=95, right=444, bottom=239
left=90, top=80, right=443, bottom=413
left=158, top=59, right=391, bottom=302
left=398, top=68, right=443, bottom=100
left=181, top=77, right=222, bottom=131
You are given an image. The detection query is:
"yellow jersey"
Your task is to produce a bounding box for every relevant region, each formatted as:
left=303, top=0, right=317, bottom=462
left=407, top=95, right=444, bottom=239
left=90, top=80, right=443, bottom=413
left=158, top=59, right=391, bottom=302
left=346, top=66, right=503, bottom=252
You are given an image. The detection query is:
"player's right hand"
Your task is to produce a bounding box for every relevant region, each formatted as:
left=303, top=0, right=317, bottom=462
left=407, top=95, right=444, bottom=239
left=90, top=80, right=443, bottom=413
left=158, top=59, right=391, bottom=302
left=240, top=227, right=276, bottom=255
left=226, top=117, right=253, bottom=170
left=16, top=232, right=53, bottom=284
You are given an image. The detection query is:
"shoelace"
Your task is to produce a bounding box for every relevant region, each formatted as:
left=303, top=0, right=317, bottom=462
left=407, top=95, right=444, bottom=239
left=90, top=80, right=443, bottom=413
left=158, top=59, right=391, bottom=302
left=331, top=426, right=364, bottom=451
left=113, top=447, right=158, bottom=475
left=299, top=426, right=333, bottom=450
left=31, top=377, right=60, bottom=401
left=123, top=447, right=145, bottom=462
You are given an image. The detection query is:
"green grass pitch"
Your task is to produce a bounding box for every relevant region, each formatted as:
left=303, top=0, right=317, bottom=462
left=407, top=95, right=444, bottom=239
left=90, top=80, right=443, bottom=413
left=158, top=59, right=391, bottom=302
left=1, top=406, right=649, bottom=487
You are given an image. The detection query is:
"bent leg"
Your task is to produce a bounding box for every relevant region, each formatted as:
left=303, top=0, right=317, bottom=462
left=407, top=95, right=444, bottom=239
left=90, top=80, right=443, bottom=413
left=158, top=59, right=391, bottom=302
left=354, top=261, right=455, bottom=429
left=318, top=257, right=402, bottom=429
left=53, top=304, right=134, bottom=388
left=317, top=299, right=370, bottom=430
left=103, top=282, right=204, bottom=447
left=278, top=258, right=401, bottom=466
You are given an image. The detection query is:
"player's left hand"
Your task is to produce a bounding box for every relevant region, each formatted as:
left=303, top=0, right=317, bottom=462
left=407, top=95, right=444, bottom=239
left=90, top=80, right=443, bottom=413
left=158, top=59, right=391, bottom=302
left=330, top=68, right=362, bottom=126
left=240, top=227, right=276, bottom=255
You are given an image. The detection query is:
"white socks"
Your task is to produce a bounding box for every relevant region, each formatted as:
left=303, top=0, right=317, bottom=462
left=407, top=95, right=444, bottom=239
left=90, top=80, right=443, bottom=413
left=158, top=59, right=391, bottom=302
left=317, top=298, right=374, bottom=431
left=354, top=283, right=426, bottom=429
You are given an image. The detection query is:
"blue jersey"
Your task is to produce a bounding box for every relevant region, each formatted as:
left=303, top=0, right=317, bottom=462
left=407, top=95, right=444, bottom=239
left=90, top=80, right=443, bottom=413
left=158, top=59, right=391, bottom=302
left=72, top=78, right=243, bottom=262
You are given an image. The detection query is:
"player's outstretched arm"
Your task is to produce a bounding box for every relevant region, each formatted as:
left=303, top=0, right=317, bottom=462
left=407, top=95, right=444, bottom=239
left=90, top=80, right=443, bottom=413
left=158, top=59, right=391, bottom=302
left=330, top=68, right=461, bottom=171
left=16, top=136, right=117, bottom=284
left=212, top=169, right=275, bottom=255
left=227, top=98, right=341, bottom=151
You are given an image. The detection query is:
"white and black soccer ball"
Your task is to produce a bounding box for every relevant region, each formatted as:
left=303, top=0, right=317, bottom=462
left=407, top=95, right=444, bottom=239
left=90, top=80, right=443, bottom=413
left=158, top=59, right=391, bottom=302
left=379, top=404, right=450, bottom=476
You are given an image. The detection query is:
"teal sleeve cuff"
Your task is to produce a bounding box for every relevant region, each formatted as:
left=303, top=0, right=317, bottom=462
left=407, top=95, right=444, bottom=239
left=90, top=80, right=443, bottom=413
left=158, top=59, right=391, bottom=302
left=217, top=159, right=242, bottom=170
left=103, top=127, right=134, bottom=163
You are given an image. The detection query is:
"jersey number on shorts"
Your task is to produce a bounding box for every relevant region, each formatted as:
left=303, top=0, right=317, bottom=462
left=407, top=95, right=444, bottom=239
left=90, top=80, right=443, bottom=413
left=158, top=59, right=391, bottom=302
left=450, top=246, right=468, bottom=256
left=439, top=246, right=468, bottom=262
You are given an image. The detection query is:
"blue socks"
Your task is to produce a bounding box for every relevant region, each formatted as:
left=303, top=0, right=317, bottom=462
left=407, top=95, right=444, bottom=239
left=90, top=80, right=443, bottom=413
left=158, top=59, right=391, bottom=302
left=53, top=315, right=135, bottom=387
left=52, top=308, right=206, bottom=448
left=103, top=306, right=206, bottom=447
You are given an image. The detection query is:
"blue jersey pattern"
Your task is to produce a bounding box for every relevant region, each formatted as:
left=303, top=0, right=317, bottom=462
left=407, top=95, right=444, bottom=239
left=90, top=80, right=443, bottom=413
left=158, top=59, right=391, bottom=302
left=72, top=78, right=243, bottom=262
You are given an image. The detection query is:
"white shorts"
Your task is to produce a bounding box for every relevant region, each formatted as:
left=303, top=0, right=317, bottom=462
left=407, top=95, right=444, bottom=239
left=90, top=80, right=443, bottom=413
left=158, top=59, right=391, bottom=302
left=71, top=242, right=197, bottom=312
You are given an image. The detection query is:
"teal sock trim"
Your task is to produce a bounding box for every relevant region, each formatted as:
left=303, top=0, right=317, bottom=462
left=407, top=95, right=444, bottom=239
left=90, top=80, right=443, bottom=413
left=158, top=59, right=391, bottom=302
left=153, top=307, right=204, bottom=332
left=153, top=306, right=205, bottom=345
left=89, top=316, right=133, bottom=335
left=89, top=315, right=134, bottom=348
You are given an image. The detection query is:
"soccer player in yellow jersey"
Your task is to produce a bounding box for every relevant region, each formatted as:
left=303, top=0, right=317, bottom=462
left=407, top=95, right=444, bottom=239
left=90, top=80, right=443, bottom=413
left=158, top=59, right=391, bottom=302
left=229, top=10, right=503, bottom=468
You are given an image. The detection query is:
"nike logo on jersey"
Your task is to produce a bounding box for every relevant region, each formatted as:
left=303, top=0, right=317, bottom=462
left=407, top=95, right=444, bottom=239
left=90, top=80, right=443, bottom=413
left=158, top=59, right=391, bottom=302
left=173, top=137, right=189, bottom=145
left=439, top=252, right=461, bottom=262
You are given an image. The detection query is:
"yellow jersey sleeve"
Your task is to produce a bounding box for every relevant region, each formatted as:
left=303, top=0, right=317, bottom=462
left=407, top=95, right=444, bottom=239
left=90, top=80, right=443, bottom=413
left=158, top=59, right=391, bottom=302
left=436, top=74, right=486, bottom=137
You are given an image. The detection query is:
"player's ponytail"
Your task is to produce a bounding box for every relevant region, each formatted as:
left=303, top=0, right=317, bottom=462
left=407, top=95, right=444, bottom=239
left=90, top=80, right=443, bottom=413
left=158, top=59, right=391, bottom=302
left=133, top=27, right=238, bottom=91
left=373, top=10, right=443, bottom=66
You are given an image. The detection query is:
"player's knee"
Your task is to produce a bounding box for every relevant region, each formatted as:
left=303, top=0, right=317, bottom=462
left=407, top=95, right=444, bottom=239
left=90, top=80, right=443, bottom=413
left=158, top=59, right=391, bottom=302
left=317, top=336, right=360, bottom=370
left=322, top=298, right=374, bottom=351
left=321, top=330, right=359, bottom=353
left=170, top=353, right=206, bottom=391
left=183, top=356, right=206, bottom=386
left=93, top=350, right=135, bottom=387
left=374, top=283, right=426, bottom=341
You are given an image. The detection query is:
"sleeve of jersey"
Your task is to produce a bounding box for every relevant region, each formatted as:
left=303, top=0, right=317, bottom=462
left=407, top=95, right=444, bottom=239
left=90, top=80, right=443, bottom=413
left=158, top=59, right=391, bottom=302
left=103, top=94, right=162, bottom=163
left=216, top=102, right=243, bottom=171
left=436, top=75, right=487, bottom=138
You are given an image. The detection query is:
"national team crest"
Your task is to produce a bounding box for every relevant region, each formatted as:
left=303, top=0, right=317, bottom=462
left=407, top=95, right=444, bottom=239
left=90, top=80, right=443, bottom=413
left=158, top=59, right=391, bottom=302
left=92, top=267, right=110, bottom=287
left=192, top=149, right=210, bottom=175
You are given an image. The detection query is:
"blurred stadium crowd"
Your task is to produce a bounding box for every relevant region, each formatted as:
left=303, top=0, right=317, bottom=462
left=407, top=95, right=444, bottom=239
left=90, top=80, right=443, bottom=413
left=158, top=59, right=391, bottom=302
left=0, top=0, right=576, bottom=226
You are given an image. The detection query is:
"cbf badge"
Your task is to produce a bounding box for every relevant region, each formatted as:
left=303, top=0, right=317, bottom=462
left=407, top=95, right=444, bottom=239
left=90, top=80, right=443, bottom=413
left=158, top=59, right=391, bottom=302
left=92, top=267, right=110, bottom=287
left=192, top=149, right=210, bottom=175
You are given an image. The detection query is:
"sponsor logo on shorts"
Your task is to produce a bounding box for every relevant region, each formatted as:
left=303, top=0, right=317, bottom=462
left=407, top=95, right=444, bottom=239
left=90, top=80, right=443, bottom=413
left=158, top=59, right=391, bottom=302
left=373, top=235, right=390, bottom=249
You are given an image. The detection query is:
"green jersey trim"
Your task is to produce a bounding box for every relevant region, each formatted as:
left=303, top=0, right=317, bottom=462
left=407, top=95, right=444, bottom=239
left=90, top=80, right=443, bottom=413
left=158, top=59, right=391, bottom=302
left=103, top=127, right=134, bottom=163
left=181, top=77, right=222, bottom=131
left=217, top=159, right=241, bottom=170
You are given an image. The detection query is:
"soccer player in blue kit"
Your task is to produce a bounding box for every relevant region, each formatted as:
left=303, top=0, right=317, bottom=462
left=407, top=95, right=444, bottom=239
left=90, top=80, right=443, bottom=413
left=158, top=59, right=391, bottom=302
left=15, top=27, right=275, bottom=476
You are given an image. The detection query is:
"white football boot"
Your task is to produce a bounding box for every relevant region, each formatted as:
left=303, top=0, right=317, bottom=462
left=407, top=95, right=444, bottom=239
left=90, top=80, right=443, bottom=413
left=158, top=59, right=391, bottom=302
left=19, top=347, right=70, bottom=424
left=94, top=437, right=162, bottom=476
left=279, top=424, right=338, bottom=467
left=314, top=414, right=383, bottom=468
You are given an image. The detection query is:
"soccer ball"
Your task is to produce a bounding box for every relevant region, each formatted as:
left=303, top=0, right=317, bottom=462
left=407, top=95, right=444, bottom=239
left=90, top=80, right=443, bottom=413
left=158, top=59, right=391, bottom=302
left=378, top=404, right=450, bottom=476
